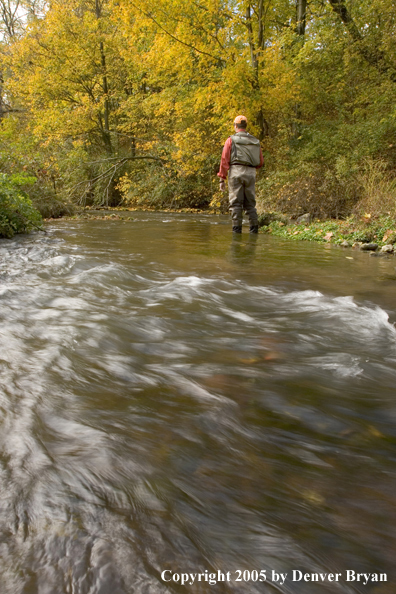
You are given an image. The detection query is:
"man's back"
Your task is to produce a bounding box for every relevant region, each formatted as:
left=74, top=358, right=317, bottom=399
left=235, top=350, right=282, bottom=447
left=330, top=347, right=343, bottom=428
left=230, top=132, right=261, bottom=168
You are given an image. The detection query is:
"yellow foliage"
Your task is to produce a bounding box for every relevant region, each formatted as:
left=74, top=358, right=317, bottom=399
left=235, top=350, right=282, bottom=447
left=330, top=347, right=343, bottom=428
left=2, top=0, right=301, bottom=206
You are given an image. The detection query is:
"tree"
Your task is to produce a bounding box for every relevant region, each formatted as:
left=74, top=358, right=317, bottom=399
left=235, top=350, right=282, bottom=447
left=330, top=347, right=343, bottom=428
left=2, top=0, right=396, bottom=215
left=5, top=0, right=130, bottom=203
left=327, top=0, right=396, bottom=82
left=111, top=0, right=299, bottom=207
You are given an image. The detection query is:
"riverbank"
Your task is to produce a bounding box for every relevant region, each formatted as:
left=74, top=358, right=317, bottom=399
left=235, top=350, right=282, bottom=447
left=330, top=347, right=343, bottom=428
left=258, top=213, right=396, bottom=253
left=43, top=207, right=396, bottom=255
left=44, top=206, right=208, bottom=222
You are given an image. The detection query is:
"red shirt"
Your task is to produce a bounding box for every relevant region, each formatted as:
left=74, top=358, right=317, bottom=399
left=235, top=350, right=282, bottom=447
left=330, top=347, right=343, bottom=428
left=218, top=136, right=264, bottom=180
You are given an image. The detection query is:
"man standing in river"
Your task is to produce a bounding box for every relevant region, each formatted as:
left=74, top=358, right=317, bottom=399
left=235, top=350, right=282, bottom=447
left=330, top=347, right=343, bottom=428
left=218, top=115, right=263, bottom=233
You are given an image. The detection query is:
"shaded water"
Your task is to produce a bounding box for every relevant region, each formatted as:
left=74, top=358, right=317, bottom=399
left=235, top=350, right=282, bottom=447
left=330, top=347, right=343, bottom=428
left=1, top=212, right=396, bottom=594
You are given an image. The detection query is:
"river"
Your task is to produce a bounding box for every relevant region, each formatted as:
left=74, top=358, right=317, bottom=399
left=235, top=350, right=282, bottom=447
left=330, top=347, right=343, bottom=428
left=0, top=212, right=395, bottom=594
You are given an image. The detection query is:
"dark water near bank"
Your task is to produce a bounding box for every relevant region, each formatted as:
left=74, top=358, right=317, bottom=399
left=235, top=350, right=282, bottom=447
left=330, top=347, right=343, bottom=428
left=1, top=212, right=396, bottom=594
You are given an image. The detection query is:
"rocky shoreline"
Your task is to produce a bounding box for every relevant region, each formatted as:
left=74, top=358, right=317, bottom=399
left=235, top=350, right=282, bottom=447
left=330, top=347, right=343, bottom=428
left=258, top=212, right=396, bottom=255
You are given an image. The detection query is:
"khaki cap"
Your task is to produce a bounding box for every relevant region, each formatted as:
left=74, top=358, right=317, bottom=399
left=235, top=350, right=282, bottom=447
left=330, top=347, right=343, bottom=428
left=234, top=115, right=247, bottom=125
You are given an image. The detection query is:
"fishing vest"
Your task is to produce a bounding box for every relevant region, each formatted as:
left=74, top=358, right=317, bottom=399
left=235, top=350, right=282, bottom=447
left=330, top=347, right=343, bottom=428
left=230, top=132, right=261, bottom=167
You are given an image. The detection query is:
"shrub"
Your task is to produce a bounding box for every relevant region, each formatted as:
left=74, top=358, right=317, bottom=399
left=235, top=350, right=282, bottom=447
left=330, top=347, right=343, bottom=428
left=353, top=158, right=396, bottom=217
left=274, top=171, right=357, bottom=219
left=0, top=173, right=43, bottom=238
left=34, top=194, right=76, bottom=219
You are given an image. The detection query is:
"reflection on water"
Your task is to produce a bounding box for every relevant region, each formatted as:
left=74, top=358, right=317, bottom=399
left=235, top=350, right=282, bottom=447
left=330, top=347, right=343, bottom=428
left=0, top=213, right=395, bottom=593
left=229, top=233, right=258, bottom=266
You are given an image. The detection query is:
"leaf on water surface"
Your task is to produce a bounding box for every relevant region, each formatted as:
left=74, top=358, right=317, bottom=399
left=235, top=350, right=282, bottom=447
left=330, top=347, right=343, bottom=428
left=368, top=425, right=384, bottom=438
left=239, top=358, right=260, bottom=364
left=302, top=490, right=325, bottom=506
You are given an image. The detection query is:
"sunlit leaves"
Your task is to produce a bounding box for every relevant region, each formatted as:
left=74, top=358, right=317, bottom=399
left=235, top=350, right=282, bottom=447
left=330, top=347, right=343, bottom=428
left=1, top=0, right=396, bottom=210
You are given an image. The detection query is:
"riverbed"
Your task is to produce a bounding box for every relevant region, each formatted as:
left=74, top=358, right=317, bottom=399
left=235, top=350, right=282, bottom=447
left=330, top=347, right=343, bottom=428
left=0, top=212, right=395, bottom=593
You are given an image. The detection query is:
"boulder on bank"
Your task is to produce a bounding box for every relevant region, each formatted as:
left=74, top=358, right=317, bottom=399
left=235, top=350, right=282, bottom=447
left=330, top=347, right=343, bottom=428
left=257, top=213, right=274, bottom=227
left=380, top=244, right=394, bottom=253
left=296, top=213, right=311, bottom=225
left=340, top=240, right=351, bottom=247
left=360, top=243, right=378, bottom=251
left=257, top=212, right=289, bottom=227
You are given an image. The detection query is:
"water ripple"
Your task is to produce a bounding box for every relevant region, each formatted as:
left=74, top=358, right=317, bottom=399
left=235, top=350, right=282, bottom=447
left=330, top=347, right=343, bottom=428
left=0, top=222, right=395, bottom=593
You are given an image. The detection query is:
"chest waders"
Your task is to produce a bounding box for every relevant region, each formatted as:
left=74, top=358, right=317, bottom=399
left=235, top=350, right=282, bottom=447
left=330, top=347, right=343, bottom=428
left=230, top=132, right=261, bottom=167
left=228, top=132, right=260, bottom=233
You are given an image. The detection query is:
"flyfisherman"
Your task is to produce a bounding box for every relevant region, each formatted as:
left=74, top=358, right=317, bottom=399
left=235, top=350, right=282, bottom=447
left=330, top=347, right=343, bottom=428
left=218, top=115, right=264, bottom=233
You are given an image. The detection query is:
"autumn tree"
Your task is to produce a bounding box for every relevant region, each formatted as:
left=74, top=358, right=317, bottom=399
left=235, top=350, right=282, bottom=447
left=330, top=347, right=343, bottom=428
left=110, top=0, right=300, bottom=207
left=259, top=0, right=396, bottom=217
left=5, top=0, right=152, bottom=205
left=1, top=0, right=396, bottom=215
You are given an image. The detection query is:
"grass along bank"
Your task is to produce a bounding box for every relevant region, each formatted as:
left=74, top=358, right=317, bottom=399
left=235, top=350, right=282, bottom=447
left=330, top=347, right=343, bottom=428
left=259, top=214, right=396, bottom=251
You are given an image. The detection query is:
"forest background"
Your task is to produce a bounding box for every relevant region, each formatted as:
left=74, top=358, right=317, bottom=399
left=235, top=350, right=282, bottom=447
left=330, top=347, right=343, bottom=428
left=0, top=0, right=396, bottom=226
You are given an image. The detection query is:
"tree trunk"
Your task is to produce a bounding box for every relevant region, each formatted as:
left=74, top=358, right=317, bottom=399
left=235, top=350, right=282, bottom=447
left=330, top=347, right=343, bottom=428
left=257, top=108, right=269, bottom=141
left=95, top=0, right=112, bottom=153
left=245, top=5, right=258, bottom=77
left=291, top=0, right=307, bottom=138
left=296, top=0, right=307, bottom=36
left=99, top=40, right=112, bottom=153
left=257, top=0, right=264, bottom=51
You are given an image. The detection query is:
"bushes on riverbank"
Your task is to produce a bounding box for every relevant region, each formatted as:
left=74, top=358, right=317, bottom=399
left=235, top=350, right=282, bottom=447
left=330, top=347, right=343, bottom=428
left=256, top=157, right=396, bottom=223
left=0, top=174, right=43, bottom=238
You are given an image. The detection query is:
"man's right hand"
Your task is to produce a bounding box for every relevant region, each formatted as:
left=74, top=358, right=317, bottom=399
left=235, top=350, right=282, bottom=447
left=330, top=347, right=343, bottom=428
left=219, top=180, right=226, bottom=192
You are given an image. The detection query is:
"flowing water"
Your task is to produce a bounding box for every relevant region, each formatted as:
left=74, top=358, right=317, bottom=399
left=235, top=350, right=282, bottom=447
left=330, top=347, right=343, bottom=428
left=1, top=212, right=396, bottom=594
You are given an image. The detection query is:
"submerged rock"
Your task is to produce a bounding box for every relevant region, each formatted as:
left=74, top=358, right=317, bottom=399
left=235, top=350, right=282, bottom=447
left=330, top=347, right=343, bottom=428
left=360, top=243, right=378, bottom=251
